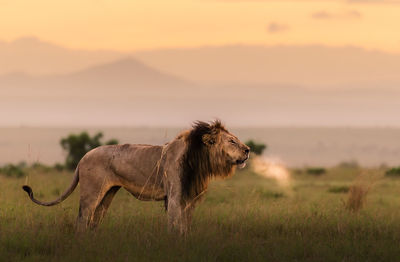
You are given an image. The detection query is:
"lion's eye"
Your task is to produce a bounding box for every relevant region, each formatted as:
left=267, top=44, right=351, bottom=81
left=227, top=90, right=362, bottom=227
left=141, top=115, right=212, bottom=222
left=229, top=139, right=236, bottom=145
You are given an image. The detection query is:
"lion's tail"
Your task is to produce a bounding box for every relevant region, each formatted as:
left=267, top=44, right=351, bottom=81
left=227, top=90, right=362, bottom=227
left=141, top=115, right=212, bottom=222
left=22, top=167, right=79, bottom=206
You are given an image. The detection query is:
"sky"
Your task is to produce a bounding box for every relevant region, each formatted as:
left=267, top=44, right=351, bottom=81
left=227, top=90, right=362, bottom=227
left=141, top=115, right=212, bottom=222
left=1, top=0, right=400, bottom=53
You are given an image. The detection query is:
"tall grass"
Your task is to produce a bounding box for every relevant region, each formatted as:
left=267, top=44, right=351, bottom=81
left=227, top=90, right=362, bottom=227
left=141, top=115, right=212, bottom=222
left=345, top=184, right=369, bottom=212
left=1, top=167, right=400, bottom=261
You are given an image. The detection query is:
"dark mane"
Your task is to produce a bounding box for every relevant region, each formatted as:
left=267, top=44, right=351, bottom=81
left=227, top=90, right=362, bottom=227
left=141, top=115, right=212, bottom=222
left=181, top=120, right=233, bottom=201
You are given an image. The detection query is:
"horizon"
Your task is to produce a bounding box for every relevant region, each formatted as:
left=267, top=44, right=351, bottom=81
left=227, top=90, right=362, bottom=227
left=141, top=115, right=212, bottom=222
left=2, top=125, right=400, bottom=167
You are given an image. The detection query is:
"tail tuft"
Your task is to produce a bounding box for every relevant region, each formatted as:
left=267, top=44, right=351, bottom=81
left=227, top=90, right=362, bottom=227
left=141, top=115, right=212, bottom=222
left=22, top=185, right=33, bottom=197
left=21, top=168, right=79, bottom=206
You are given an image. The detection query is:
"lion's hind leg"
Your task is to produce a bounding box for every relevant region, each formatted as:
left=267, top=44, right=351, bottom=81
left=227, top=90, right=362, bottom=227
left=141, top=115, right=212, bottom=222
left=75, top=177, right=118, bottom=233
left=76, top=186, right=120, bottom=232
left=91, top=186, right=120, bottom=229
left=76, top=199, right=97, bottom=233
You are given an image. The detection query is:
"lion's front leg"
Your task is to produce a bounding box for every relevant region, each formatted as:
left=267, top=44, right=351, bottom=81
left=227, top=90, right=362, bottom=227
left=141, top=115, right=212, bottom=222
left=183, top=203, right=195, bottom=232
left=166, top=179, right=193, bottom=235
left=167, top=193, right=187, bottom=235
left=162, top=141, right=192, bottom=235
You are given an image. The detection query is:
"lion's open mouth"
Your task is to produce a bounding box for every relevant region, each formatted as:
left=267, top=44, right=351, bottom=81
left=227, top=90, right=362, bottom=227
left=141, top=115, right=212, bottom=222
left=236, top=158, right=248, bottom=169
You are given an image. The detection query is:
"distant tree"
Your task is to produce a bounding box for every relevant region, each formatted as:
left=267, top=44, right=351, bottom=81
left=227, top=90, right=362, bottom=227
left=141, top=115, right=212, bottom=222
left=385, top=167, right=400, bottom=177
left=245, top=140, right=267, bottom=155
left=60, top=132, right=118, bottom=170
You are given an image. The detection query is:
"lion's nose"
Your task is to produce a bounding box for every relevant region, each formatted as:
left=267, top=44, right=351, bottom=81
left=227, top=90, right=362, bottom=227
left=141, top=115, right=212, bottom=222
left=244, top=148, right=250, bottom=154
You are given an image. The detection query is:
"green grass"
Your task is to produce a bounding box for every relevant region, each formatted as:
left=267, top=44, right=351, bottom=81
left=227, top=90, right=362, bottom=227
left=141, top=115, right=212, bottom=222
left=1, top=165, right=400, bottom=261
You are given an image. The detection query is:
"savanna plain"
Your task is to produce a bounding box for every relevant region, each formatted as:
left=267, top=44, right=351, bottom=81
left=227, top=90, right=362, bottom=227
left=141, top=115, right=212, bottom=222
left=1, top=162, right=400, bottom=262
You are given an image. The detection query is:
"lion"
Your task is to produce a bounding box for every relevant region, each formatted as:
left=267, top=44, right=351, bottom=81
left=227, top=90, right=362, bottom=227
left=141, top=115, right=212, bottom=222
left=22, top=120, right=250, bottom=234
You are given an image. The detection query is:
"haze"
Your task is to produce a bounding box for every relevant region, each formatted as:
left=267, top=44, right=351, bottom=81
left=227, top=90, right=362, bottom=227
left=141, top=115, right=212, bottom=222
left=1, top=0, right=400, bottom=127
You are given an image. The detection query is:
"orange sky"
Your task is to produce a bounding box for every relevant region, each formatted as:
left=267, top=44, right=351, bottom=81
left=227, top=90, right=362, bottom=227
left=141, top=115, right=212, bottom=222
left=1, top=0, right=400, bottom=53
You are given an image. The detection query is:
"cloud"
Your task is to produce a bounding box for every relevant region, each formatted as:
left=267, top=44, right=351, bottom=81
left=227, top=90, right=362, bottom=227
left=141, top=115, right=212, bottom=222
left=311, top=9, right=362, bottom=20
left=267, top=22, right=290, bottom=33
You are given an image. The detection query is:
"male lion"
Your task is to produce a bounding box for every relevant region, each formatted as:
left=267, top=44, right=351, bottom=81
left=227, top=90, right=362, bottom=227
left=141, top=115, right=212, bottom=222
left=22, top=120, right=250, bottom=234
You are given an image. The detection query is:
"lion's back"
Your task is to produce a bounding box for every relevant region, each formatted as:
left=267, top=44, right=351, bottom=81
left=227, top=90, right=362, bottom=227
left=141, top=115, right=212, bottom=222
left=80, top=144, right=163, bottom=169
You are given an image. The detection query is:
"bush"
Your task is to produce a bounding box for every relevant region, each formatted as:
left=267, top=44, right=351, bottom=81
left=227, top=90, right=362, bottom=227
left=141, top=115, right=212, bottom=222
left=0, top=163, right=26, bottom=178
left=245, top=140, right=267, bottom=155
left=60, top=131, right=119, bottom=170
left=385, top=167, right=400, bottom=177
left=306, top=167, right=326, bottom=176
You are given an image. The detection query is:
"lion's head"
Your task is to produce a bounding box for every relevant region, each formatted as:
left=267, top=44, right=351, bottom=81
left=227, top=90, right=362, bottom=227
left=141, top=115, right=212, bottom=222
left=181, top=120, right=250, bottom=200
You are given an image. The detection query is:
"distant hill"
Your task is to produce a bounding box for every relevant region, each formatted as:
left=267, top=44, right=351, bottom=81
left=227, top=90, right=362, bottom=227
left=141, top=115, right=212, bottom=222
left=0, top=57, right=191, bottom=90
left=0, top=57, right=198, bottom=126
left=0, top=37, right=123, bottom=75
left=63, top=58, right=191, bottom=88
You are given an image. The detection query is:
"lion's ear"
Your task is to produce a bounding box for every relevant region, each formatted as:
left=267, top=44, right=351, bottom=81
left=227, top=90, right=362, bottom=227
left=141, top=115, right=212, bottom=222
left=202, top=134, right=215, bottom=145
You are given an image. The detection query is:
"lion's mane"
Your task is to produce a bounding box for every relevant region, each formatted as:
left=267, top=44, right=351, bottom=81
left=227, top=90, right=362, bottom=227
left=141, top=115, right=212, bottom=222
left=181, top=120, right=235, bottom=201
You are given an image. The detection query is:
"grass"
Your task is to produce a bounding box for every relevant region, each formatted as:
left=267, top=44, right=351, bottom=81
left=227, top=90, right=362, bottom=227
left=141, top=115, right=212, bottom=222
left=328, top=185, right=350, bottom=193
left=345, top=184, right=369, bottom=212
left=1, top=165, right=400, bottom=261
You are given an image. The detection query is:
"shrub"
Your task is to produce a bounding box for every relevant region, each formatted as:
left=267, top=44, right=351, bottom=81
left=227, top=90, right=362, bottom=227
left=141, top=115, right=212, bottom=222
left=385, top=167, right=400, bottom=177
left=306, top=167, right=326, bottom=176
left=245, top=140, right=267, bottom=155
left=60, top=131, right=119, bottom=170
left=0, top=163, right=26, bottom=178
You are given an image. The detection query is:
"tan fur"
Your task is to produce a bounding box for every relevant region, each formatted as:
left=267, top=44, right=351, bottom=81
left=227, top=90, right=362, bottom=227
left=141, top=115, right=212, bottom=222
left=22, top=120, right=250, bottom=234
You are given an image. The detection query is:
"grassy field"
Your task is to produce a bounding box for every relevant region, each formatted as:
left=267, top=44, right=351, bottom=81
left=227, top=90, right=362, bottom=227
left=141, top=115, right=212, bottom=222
left=1, top=164, right=400, bottom=261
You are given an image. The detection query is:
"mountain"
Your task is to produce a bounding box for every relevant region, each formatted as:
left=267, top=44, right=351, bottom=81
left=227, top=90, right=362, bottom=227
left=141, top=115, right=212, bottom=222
left=0, top=57, right=191, bottom=88
left=1, top=38, right=400, bottom=126
left=3, top=37, right=400, bottom=91
left=0, top=57, right=199, bottom=126
left=2, top=38, right=400, bottom=90
left=0, top=37, right=123, bottom=75
left=63, top=58, right=191, bottom=88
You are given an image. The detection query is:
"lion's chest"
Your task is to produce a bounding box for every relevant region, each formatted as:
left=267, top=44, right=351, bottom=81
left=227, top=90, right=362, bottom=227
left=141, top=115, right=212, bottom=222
left=111, top=144, right=166, bottom=200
